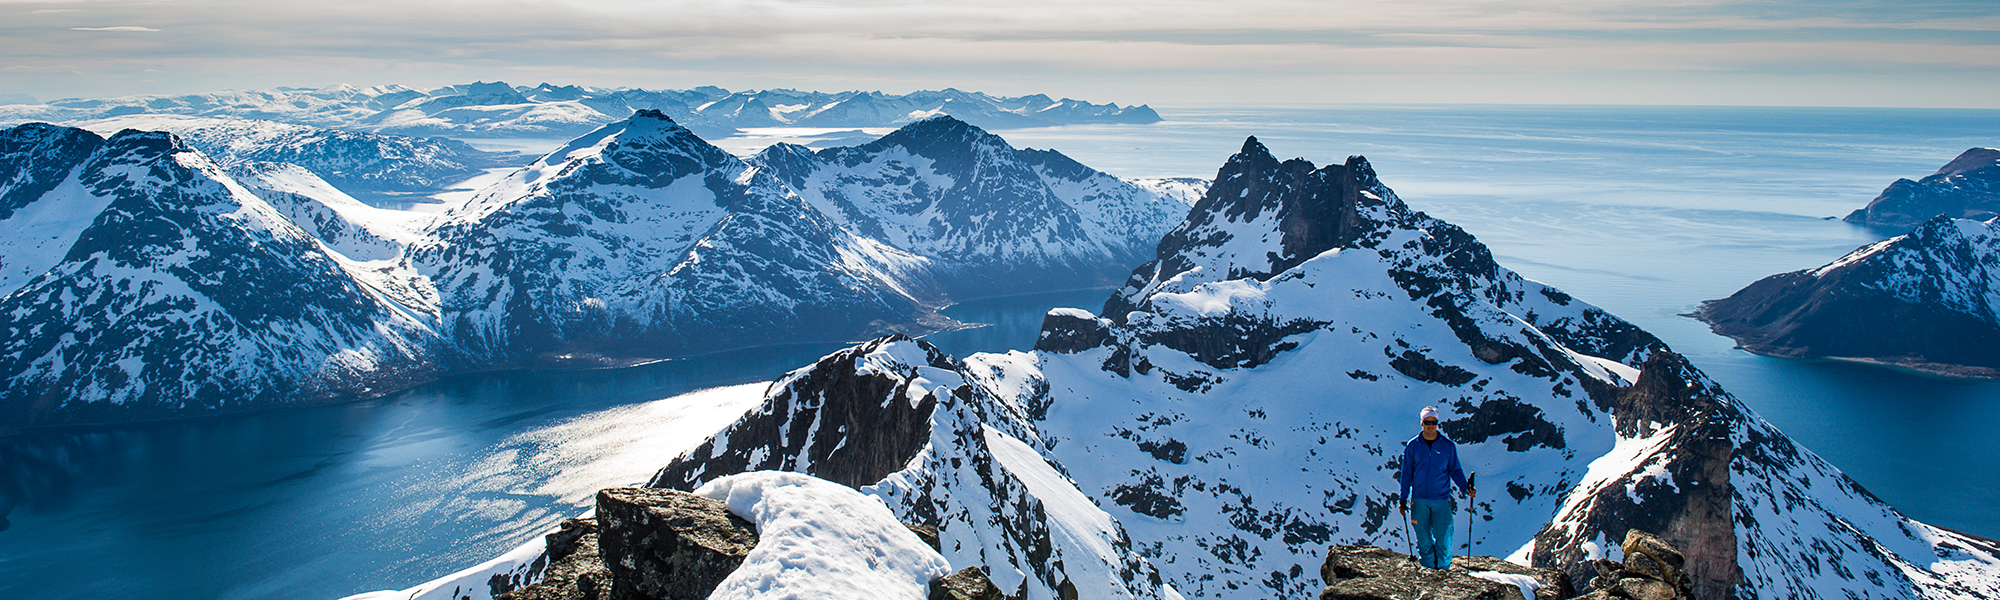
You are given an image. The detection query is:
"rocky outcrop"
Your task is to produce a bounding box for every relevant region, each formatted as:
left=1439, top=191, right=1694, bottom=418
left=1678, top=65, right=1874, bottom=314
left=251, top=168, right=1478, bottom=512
left=929, top=567, right=1004, bottom=600
left=647, top=335, right=947, bottom=491
left=1318, top=545, right=1573, bottom=600
left=1530, top=352, right=1739, bottom=599
left=495, top=518, right=616, bottom=600
left=1845, top=148, right=2000, bottom=229
left=1571, top=531, right=1696, bottom=600
left=594, top=488, right=759, bottom=600
left=498, top=488, right=758, bottom=600
left=1692, top=214, right=2000, bottom=379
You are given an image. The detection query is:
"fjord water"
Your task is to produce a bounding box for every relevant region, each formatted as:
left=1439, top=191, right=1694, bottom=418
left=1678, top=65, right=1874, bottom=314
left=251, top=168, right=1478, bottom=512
left=1, top=105, right=1996, bottom=600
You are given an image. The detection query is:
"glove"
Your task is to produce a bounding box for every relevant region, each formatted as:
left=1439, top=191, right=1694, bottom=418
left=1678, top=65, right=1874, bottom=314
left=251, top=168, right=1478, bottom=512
left=1398, top=500, right=1407, bottom=512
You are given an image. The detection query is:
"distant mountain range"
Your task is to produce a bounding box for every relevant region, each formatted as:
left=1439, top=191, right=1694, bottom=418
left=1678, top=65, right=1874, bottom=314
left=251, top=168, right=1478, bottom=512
left=1845, top=147, right=2000, bottom=229
left=0, top=112, right=1194, bottom=430
left=0, top=82, right=1164, bottom=141
left=367, top=136, right=2000, bottom=600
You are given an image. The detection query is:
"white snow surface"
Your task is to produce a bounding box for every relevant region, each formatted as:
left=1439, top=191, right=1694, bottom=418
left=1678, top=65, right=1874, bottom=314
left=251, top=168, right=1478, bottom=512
left=698, top=471, right=953, bottom=600
left=1468, top=570, right=1542, bottom=599
left=1809, top=216, right=2000, bottom=324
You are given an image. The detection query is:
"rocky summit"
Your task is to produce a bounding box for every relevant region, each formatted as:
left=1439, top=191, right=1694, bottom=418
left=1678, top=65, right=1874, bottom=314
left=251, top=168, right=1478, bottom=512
left=1694, top=214, right=2000, bottom=379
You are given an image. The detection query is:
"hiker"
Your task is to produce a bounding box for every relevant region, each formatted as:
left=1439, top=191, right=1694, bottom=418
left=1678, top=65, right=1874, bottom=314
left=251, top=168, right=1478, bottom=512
left=1399, top=405, right=1474, bottom=570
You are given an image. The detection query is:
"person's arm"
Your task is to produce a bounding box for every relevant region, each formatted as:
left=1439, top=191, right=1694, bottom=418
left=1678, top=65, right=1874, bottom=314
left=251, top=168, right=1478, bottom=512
left=1446, top=442, right=1470, bottom=496
left=1398, top=442, right=1414, bottom=506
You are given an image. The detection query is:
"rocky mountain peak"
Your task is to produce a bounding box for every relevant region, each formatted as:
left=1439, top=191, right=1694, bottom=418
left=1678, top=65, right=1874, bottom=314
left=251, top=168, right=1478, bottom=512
left=1934, top=147, right=2000, bottom=178
left=861, top=115, right=1005, bottom=159
left=1103, top=137, right=1407, bottom=323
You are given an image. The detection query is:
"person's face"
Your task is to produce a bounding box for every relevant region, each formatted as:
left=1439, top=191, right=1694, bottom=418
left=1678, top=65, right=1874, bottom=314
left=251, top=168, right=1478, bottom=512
left=1422, top=417, right=1438, bottom=434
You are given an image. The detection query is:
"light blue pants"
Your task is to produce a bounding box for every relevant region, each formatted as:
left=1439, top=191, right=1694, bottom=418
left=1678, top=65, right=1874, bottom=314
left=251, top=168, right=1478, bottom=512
left=1411, top=498, right=1455, bottom=569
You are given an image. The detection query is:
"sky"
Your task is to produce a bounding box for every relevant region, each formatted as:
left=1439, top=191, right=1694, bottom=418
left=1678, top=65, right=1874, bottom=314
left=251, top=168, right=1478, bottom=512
left=2, top=0, right=1998, bottom=108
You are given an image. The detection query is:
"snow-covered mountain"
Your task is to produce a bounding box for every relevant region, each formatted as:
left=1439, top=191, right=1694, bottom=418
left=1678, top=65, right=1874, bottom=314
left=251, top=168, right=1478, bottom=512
left=751, top=116, right=1190, bottom=298
left=360, top=136, right=2000, bottom=600
left=1694, top=214, right=2000, bottom=379
left=0, top=82, right=1162, bottom=141
left=1845, top=147, right=2000, bottom=229
left=406, top=109, right=941, bottom=362
left=69, top=114, right=514, bottom=199
left=1004, top=139, right=2000, bottom=599
left=0, top=127, right=439, bottom=430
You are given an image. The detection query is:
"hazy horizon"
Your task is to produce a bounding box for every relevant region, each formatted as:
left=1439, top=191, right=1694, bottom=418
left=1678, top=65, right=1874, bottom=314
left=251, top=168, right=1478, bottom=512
left=3, top=0, right=1997, bottom=110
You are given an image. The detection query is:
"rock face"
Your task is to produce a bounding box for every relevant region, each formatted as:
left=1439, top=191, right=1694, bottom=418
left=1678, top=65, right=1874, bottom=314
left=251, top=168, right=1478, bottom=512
left=594, top=488, right=758, bottom=600
left=5, top=82, right=1161, bottom=140
left=1845, top=148, right=2000, bottom=229
left=1318, top=545, right=1573, bottom=600
left=494, top=519, right=616, bottom=600
left=749, top=116, right=1188, bottom=298
left=1692, top=215, right=2000, bottom=379
left=930, top=568, right=1004, bottom=600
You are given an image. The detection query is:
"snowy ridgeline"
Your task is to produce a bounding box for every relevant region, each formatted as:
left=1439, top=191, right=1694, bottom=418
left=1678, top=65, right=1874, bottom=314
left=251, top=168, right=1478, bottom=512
left=350, top=140, right=2000, bottom=600
left=0, top=112, right=1202, bottom=429
left=0, top=81, right=1163, bottom=140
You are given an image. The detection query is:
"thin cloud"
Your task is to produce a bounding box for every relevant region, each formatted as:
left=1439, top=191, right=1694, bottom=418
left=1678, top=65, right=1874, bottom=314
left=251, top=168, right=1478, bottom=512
left=71, top=26, right=160, bottom=32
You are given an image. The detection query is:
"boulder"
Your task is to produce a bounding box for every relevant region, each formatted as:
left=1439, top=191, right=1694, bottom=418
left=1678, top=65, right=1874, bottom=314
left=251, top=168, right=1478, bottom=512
left=595, top=487, right=760, bottom=600
left=1572, top=530, right=1696, bottom=600
left=929, top=567, right=1003, bottom=600
left=1320, top=545, right=1528, bottom=600
left=496, top=518, right=618, bottom=600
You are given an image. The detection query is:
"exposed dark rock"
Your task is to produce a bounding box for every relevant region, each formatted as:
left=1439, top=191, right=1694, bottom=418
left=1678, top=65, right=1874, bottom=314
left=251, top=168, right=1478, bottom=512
left=1318, top=545, right=1572, bottom=600
left=1692, top=214, right=2000, bottom=379
left=1845, top=148, right=2000, bottom=229
left=1530, top=354, right=1739, bottom=600
left=1034, top=309, right=1116, bottom=354
left=906, top=522, right=942, bottom=552
left=594, top=487, right=759, bottom=600
left=1566, top=531, right=1696, bottom=600
left=930, top=567, right=1004, bottom=600
left=496, top=518, right=617, bottom=600
left=648, top=335, right=947, bottom=491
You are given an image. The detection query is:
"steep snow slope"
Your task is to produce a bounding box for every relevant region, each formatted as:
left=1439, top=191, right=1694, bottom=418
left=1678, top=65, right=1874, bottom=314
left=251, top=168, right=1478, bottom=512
left=408, top=110, right=940, bottom=361
left=226, top=161, right=425, bottom=262
left=0, top=129, right=439, bottom=428
left=1694, top=215, right=2000, bottom=378
left=0, top=123, right=109, bottom=296
left=751, top=116, right=1187, bottom=298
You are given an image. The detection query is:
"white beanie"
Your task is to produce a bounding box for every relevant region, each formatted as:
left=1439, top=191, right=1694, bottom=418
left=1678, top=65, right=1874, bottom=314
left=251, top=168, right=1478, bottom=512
left=1419, top=406, right=1439, bottom=423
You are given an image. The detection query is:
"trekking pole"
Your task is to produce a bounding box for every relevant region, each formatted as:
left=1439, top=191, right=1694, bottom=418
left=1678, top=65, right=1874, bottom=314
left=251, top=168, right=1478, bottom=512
left=1464, top=472, right=1477, bottom=557
left=1399, top=496, right=1415, bottom=565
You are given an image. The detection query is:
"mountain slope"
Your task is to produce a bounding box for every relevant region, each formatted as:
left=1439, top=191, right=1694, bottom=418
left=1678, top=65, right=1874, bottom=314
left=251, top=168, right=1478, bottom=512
left=975, top=138, right=2000, bottom=599
left=408, top=110, right=940, bottom=362
left=751, top=116, right=1187, bottom=298
left=1845, top=148, right=2000, bottom=229
left=0, top=129, right=439, bottom=429
left=1692, top=214, right=2000, bottom=379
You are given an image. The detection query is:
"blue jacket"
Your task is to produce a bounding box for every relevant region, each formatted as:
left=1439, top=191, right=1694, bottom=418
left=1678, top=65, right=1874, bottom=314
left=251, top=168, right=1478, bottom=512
left=1400, top=433, right=1469, bottom=501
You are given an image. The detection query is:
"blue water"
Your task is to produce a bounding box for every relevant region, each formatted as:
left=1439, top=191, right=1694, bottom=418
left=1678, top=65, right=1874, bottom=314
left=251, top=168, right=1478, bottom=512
left=3, top=105, right=1999, bottom=600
